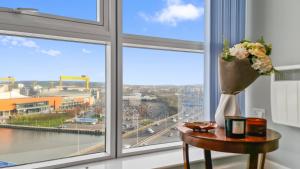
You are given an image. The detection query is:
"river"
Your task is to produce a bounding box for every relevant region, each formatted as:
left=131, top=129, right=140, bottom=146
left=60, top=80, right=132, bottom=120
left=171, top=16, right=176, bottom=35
left=0, top=128, right=105, bottom=165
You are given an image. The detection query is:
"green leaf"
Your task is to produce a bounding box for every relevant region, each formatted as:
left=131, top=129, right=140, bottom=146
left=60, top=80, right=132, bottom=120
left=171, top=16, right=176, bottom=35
left=257, top=36, right=265, bottom=44
left=240, top=39, right=250, bottom=43
left=223, top=39, right=230, bottom=49
left=222, top=54, right=235, bottom=61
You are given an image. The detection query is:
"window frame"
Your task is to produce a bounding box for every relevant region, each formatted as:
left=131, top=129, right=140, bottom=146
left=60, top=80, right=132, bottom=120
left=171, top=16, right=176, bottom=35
left=0, top=0, right=104, bottom=25
left=0, top=0, right=109, bottom=42
left=0, top=0, right=118, bottom=168
left=0, top=28, right=116, bottom=168
left=0, top=0, right=211, bottom=168
left=116, top=0, right=207, bottom=157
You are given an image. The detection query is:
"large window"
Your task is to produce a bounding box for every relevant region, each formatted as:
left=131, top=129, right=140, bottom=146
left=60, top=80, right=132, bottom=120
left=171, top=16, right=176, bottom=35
left=120, top=0, right=205, bottom=154
left=122, top=48, right=204, bottom=150
left=0, top=0, right=206, bottom=168
left=0, top=35, right=106, bottom=165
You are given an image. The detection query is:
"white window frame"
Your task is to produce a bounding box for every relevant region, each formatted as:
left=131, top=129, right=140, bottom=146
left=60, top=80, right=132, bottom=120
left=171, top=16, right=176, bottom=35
left=0, top=0, right=104, bottom=25
left=0, top=0, right=109, bottom=41
left=0, top=0, right=210, bottom=168
left=116, top=0, right=207, bottom=157
left=0, top=0, right=118, bottom=168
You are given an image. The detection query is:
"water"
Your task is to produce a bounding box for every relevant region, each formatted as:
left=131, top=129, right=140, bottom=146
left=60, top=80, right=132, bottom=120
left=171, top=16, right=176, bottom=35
left=0, top=128, right=105, bottom=165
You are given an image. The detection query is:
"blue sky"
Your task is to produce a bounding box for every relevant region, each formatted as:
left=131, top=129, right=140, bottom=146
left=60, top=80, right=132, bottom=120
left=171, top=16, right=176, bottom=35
left=0, top=0, right=204, bottom=85
left=0, top=0, right=97, bottom=21
left=123, top=0, right=205, bottom=41
left=0, top=36, right=106, bottom=82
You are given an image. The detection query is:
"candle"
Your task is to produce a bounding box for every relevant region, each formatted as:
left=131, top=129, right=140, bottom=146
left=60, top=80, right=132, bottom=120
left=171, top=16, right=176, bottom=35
left=246, top=118, right=267, bottom=137
left=225, top=116, right=246, bottom=138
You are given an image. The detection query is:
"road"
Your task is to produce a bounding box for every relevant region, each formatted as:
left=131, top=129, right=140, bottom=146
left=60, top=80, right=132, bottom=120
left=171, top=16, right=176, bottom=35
left=123, top=112, right=201, bottom=149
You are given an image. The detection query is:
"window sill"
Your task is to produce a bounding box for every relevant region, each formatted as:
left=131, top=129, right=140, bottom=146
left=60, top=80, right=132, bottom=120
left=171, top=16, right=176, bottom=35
left=63, top=147, right=239, bottom=169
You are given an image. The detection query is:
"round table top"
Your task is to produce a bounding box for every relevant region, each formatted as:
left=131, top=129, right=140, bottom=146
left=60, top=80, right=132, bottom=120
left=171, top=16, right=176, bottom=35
left=178, top=125, right=281, bottom=154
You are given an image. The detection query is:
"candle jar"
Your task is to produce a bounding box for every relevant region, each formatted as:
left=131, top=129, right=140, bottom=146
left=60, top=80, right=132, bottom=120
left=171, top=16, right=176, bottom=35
left=246, top=118, right=267, bottom=137
left=225, top=116, right=246, bottom=138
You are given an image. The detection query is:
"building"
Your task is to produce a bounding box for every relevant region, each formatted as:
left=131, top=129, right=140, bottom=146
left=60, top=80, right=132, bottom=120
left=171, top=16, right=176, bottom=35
left=0, top=95, right=93, bottom=123
left=0, top=97, right=62, bottom=122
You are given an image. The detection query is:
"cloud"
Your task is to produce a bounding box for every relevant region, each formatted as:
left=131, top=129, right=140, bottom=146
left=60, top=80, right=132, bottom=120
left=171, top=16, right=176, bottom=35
left=82, top=48, right=91, bottom=54
left=1, top=36, right=39, bottom=49
left=140, top=0, right=204, bottom=26
left=0, top=35, right=61, bottom=56
left=41, top=49, right=61, bottom=57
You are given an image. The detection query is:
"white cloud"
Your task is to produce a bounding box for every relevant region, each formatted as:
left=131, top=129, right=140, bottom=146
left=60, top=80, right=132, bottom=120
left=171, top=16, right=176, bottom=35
left=22, top=40, right=39, bottom=48
left=0, top=36, right=39, bottom=49
left=0, top=35, right=62, bottom=56
left=41, top=49, right=61, bottom=57
left=82, top=48, right=92, bottom=54
left=140, top=0, right=204, bottom=26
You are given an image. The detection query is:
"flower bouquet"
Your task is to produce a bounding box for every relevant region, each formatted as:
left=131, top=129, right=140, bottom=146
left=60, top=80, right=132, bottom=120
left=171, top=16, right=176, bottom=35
left=215, top=37, right=275, bottom=127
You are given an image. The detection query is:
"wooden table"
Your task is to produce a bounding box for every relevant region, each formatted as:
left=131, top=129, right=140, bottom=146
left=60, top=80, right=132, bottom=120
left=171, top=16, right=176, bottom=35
left=178, top=125, right=281, bottom=169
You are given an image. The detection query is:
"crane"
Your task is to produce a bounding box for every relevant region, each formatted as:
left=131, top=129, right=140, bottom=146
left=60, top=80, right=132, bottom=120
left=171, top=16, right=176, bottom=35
left=59, top=75, right=90, bottom=90
left=0, top=76, right=15, bottom=90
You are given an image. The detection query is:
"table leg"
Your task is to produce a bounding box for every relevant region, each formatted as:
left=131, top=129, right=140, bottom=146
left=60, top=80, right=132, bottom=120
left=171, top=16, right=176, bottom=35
left=248, top=153, right=259, bottom=169
left=183, top=143, right=190, bottom=169
left=204, top=149, right=213, bottom=169
left=259, top=153, right=266, bottom=169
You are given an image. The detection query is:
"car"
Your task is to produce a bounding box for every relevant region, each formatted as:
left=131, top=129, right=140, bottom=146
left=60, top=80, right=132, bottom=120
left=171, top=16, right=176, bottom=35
left=172, top=118, right=177, bottom=123
left=146, top=128, right=155, bottom=134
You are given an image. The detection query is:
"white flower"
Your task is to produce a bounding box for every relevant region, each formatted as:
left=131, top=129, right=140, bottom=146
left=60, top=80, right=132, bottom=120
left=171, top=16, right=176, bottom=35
left=251, top=57, right=273, bottom=74
left=229, top=44, right=249, bottom=59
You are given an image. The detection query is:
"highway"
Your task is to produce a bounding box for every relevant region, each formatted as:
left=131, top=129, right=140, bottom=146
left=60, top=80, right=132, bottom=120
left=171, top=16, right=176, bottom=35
left=122, top=112, right=201, bottom=149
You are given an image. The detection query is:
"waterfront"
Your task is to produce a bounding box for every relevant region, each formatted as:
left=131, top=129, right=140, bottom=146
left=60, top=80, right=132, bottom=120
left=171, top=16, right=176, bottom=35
left=0, top=128, right=104, bottom=165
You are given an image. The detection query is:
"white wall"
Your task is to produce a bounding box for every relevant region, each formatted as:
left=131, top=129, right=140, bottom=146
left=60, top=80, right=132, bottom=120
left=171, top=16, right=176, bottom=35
left=246, top=0, right=300, bottom=168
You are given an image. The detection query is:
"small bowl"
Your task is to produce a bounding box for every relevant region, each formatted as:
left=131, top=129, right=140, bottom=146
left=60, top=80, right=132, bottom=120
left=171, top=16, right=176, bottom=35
left=184, top=121, right=217, bottom=132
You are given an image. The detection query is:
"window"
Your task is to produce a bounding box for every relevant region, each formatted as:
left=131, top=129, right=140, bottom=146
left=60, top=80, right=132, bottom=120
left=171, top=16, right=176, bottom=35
left=0, top=0, right=103, bottom=23
left=120, top=0, right=205, bottom=154
left=123, top=0, right=205, bottom=41
left=122, top=47, right=204, bottom=150
left=0, top=35, right=107, bottom=165
left=0, top=0, right=206, bottom=168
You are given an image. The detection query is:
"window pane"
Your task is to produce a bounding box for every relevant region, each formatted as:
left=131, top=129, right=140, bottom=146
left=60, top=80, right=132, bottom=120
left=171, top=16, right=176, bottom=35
left=122, top=47, right=204, bottom=150
left=123, top=0, right=205, bottom=41
left=0, top=35, right=106, bottom=166
left=0, top=0, right=99, bottom=22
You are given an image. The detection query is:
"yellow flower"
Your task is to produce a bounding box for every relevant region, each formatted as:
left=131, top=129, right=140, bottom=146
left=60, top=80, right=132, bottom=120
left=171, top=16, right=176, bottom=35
left=249, top=48, right=267, bottom=58
left=248, top=42, right=267, bottom=58
left=242, top=42, right=249, bottom=48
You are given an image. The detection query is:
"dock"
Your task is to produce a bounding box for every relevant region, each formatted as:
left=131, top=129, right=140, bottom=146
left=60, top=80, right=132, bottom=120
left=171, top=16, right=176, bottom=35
left=0, top=124, right=104, bottom=136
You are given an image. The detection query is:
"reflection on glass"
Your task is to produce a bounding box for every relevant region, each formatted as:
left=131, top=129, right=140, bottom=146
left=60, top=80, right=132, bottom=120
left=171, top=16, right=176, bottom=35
left=0, top=0, right=98, bottom=21
left=122, top=47, right=204, bottom=150
left=0, top=35, right=106, bottom=167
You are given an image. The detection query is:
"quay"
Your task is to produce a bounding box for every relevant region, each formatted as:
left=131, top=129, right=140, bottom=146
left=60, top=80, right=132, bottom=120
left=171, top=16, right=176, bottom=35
left=0, top=124, right=104, bottom=136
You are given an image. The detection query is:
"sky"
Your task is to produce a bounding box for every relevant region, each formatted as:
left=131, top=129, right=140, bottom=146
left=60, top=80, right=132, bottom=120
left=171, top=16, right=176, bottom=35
left=0, top=0, right=204, bottom=85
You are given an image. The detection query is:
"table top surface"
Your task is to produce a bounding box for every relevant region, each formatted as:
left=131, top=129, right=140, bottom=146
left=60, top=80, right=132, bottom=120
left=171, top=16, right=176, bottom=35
left=178, top=125, right=281, bottom=143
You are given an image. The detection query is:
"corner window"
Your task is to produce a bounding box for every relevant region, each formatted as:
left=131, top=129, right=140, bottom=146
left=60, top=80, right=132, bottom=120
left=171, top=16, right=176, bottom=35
left=0, top=0, right=207, bottom=167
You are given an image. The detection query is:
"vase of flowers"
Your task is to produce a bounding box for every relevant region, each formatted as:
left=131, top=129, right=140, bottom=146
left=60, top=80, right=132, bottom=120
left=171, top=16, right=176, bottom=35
left=215, top=37, right=275, bottom=127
